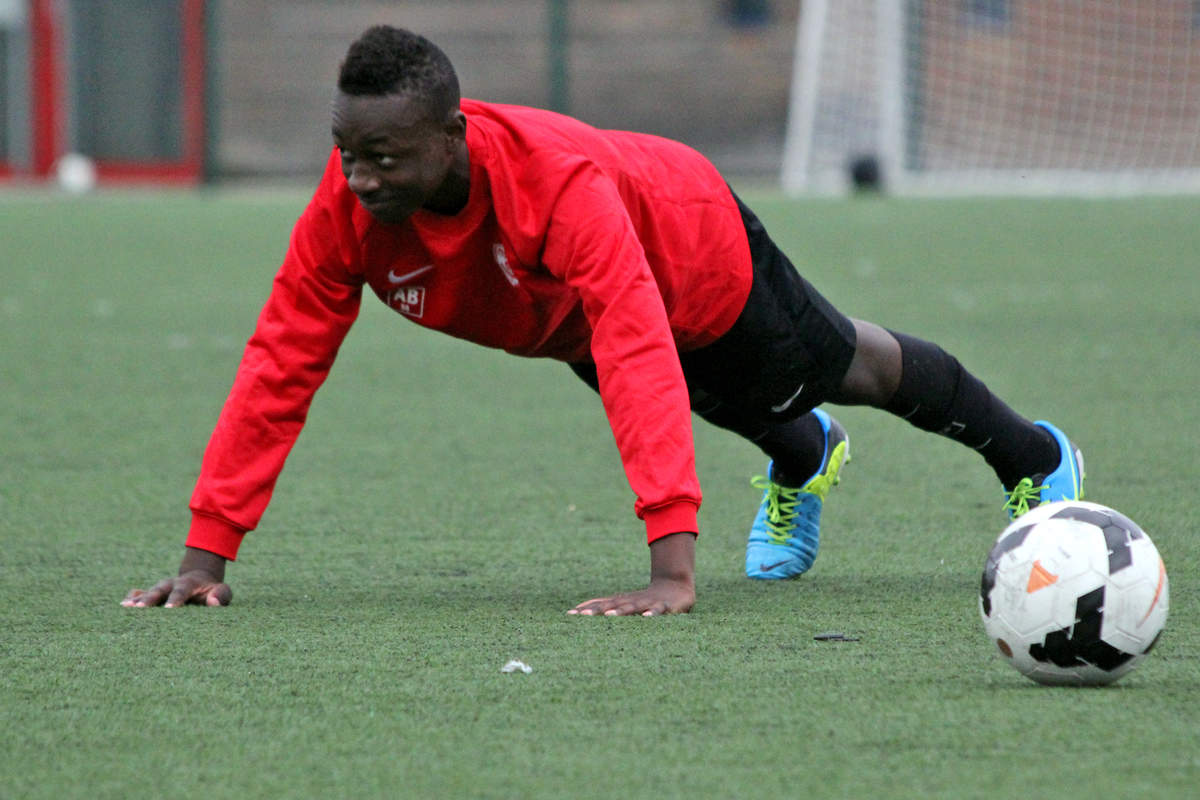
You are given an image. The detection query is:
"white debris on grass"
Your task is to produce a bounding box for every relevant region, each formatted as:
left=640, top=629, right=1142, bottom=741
left=500, top=659, right=533, bottom=674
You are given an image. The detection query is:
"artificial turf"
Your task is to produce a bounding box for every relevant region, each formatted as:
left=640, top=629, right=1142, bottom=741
left=2, top=188, right=1197, bottom=798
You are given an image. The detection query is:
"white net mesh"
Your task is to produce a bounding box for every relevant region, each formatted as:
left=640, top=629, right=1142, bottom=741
left=783, top=0, right=1200, bottom=195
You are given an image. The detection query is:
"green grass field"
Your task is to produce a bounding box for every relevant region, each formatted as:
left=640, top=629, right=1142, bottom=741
left=2, top=187, right=1198, bottom=799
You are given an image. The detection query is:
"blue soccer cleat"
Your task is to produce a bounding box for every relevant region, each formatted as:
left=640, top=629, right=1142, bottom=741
left=745, top=408, right=849, bottom=580
left=1002, top=420, right=1085, bottom=518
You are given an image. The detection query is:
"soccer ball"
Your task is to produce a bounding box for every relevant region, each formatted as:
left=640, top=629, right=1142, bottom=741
left=979, top=500, right=1168, bottom=686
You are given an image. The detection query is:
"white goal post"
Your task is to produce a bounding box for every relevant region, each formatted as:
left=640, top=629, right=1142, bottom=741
left=782, top=0, right=1200, bottom=195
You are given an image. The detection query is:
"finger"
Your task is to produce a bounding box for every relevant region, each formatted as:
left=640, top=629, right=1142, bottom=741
left=134, top=579, right=177, bottom=607
left=163, top=582, right=194, bottom=608
left=642, top=601, right=670, bottom=617
left=573, top=602, right=613, bottom=616
left=121, top=589, right=147, bottom=607
left=205, top=584, right=233, bottom=606
left=603, top=598, right=641, bottom=616
left=568, top=597, right=611, bottom=615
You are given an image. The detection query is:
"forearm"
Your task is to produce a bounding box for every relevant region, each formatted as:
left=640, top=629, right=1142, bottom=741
left=179, top=546, right=227, bottom=581
left=649, top=531, right=696, bottom=586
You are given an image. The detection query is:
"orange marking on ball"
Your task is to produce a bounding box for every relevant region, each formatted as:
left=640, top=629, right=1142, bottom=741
left=1026, top=560, right=1059, bottom=593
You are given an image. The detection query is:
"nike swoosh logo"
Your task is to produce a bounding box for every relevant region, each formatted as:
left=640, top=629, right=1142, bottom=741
left=387, top=264, right=435, bottom=284
left=759, top=560, right=792, bottom=572
left=770, top=383, right=805, bottom=413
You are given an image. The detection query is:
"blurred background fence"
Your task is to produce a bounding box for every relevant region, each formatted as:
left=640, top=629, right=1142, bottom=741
left=219, top=0, right=795, bottom=179
left=0, top=0, right=797, bottom=185
left=4, top=1, right=1200, bottom=193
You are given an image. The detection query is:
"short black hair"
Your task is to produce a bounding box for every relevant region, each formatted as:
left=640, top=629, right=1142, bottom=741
left=338, top=26, right=460, bottom=120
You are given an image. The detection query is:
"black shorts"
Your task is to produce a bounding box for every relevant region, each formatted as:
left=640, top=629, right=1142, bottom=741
left=571, top=192, right=857, bottom=426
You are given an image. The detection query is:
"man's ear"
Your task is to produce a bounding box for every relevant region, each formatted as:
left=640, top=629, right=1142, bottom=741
left=444, top=110, right=467, bottom=144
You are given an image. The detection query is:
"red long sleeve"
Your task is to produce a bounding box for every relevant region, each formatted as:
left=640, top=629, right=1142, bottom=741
left=539, top=165, right=702, bottom=537
left=186, top=184, right=364, bottom=559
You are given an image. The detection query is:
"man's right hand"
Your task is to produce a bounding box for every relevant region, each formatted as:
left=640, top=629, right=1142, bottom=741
left=121, top=546, right=232, bottom=608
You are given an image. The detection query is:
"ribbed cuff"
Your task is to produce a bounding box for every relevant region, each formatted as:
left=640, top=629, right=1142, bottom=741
left=642, top=500, right=699, bottom=544
left=185, top=513, right=247, bottom=561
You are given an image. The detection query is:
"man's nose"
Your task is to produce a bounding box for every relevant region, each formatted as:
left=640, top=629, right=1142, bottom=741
left=347, top=163, right=381, bottom=194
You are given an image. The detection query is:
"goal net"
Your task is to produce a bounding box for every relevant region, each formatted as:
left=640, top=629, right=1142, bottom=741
left=782, top=0, right=1200, bottom=195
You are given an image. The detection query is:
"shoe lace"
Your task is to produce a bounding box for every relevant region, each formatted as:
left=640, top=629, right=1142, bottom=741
left=1003, top=477, right=1047, bottom=518
left=750, top=476, right=801, bottom=544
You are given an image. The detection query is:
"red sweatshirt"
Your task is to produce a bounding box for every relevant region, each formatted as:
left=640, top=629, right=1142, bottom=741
left=187, top=100, right=753, bottom=559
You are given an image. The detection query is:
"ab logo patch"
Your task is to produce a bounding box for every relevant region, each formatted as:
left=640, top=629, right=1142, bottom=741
left=390, top=286, right=426, bottom=318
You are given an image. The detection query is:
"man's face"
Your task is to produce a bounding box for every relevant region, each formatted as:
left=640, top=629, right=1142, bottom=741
left=331, top=91, right=465, bottom=224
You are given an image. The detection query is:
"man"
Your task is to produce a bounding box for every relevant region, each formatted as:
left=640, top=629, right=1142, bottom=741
left=123, top=26, right=1083, bottom=616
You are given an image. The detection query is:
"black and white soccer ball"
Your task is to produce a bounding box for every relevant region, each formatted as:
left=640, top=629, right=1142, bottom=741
left=979, top=500, right=1168, bottom=686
